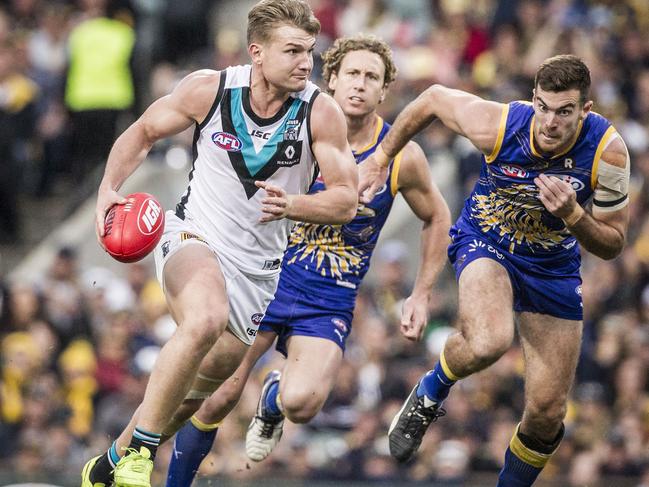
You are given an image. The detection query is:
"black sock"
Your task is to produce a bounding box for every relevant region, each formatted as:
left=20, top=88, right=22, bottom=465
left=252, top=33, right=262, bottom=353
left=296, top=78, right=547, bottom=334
left=89, top=453, right=114, bottom=485
left=518, top=423, right=565, bottom=454
left=127, top=426, right=162, bottom=460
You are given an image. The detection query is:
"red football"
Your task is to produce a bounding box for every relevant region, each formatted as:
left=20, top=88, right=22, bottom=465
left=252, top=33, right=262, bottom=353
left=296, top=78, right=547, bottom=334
left=102, top=192, right=165, bottom=263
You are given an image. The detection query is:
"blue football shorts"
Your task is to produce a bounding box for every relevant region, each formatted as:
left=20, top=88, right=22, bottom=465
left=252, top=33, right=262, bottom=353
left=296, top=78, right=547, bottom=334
left=259, top=272, right=354, bottom=356
left=448, top=227, right=583, bottom=321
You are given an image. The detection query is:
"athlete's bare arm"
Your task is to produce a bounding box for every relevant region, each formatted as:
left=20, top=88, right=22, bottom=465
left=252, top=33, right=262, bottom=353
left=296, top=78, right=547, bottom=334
left=95, top=70, right=221, bottom=239
left=396, top=141, right=451, bottom=340
left=360, top=85, right=503, bottom=202
left=272, top=93, right=358, bottom=224
left=536, top=137, right=629, bottom=260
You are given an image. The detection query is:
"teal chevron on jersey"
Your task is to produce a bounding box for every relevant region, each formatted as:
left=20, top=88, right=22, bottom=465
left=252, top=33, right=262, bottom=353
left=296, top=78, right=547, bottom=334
left=230, top=88, right=303, bottom=176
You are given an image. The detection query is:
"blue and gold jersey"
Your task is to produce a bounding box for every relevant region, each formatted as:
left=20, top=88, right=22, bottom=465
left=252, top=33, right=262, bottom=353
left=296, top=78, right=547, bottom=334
left=280, top=116, right=402, bottom=302
left=455, top=101, right=616, bottom=258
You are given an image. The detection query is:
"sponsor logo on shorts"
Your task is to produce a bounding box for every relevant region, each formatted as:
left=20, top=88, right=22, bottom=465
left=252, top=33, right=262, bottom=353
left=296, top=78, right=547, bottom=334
left=335, top=279, right=356, bottom=289
left=212, top=132, right=242, bottom=152
left=180, top=232, right=207, bottom=244
left=251, top=313, right=264, bottom=325
left=468, top=239, right=504, bottom=260
left=575, top=285, right=582, bottom=296
left=246, top=328, right=258, bottom=337
left=331, top=318, right=349, bottom=335
left=161, top=240, right=171, bottom=258
left=263, top=259, right=281, bottom=271
left=334, top=329, right=345, bottom=342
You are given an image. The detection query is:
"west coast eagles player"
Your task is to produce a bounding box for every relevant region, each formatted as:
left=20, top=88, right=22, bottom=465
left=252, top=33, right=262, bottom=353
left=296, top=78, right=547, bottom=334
left=163, top=34, right=451, bottom=487
left=82, top=2, right=358, bottom=487
left=360, top=54, right=630, bottom=486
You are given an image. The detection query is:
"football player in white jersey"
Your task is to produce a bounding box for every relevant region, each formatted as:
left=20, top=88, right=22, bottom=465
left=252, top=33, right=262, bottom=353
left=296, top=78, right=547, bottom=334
left=82, top=2, right=357, bottom=487
left=162, top=34, right=451, bottom=487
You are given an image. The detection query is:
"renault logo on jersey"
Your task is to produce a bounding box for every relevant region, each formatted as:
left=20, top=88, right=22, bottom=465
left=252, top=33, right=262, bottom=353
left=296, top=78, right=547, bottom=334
left=212, top=132, right=242, bottom=152
left=275, top=141, right=302, bottom=167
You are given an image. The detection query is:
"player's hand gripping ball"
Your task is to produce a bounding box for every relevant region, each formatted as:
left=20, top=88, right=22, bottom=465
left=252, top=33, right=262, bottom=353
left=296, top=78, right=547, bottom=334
left=102, top=193, right=165, bottom=263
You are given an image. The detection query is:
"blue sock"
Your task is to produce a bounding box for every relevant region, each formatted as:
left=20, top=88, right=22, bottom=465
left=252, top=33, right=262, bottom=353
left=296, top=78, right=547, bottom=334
left=264, top=380, right=282, bottom=416
left=496, top=424, right=560, bottom=487
left=166, top=419, right=218, bottom=487
left=416, top=353, right=458, bottom=403
left=497, top=447, right=544, bottom=486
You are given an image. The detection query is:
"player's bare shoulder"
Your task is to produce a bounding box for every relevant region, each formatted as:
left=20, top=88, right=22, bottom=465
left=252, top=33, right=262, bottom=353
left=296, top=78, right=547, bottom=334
left=309, top=92, right=346, bottom=139
left=600, top=135, right=629, bottom=169
left=168, top=69, right=223, bottom=125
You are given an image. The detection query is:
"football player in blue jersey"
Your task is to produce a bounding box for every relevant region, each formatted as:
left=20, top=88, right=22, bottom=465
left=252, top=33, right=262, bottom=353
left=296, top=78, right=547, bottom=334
left=163, top=34, right=451, bottom=487
left=360, top=54, right=630, bottom=486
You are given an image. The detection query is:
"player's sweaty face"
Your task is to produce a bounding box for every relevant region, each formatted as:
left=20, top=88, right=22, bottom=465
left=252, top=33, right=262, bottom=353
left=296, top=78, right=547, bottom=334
left=532, top=87, right=590, bottom=155
left=261, top=25, right=315, bottom=91
left=329, top=50, right=386, bottom=117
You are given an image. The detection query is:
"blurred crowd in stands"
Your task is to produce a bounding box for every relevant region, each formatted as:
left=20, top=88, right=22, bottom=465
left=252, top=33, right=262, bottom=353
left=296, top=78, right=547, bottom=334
left=1, top=0, right=649, bottom=485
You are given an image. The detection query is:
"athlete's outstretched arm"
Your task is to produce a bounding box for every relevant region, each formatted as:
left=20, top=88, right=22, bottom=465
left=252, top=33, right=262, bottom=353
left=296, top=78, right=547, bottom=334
left=95, top=70, right=221, bottom=240
left=536, top=136, right=630, bottom=260
left=359, top=85, right=503, bottom=202
left=284, top=93, right=358, bottom=224
left=396, top=142, right=451, bottom=341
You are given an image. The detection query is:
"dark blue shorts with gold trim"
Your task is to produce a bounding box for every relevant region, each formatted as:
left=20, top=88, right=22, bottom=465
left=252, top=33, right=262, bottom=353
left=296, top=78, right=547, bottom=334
left=259, top=270, right=354, bottom=356
left=448, top=225, right=583, bottom=321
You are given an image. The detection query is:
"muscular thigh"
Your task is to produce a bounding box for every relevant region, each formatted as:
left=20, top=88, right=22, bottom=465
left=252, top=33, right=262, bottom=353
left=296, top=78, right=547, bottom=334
left=161, top=243, right=228, bottom=326
left=456, top=258, right=515, bottom=342
left=281, top=335, right=343, bottom=400
left=517, top=312, right=582, bottom=404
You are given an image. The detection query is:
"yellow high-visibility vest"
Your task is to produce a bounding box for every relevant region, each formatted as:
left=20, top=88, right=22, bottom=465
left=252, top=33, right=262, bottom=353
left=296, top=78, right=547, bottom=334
left=65, top=17, right=135, bottom=111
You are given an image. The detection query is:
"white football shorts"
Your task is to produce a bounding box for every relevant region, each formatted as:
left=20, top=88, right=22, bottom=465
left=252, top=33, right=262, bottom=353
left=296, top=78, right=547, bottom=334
left=153, top=211, right=278, bottom=346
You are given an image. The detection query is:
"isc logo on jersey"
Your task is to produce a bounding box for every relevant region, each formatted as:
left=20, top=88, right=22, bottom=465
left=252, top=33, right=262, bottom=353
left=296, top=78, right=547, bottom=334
left=212, top=132, right=242, bottom=152
left=137, top=198, right=163, bottom=235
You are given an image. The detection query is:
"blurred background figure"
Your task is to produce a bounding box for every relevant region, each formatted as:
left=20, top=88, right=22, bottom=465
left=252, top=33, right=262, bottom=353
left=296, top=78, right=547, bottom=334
left=64, top=0, right=135, bottom=185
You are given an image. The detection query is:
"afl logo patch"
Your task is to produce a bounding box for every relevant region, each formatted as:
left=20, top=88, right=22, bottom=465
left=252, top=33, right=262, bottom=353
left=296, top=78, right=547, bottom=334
left=501, top=164, right=528, bottom=178
left=251, top=313, right=264, bottom=325
left=212, top=132, right=242, bottom=152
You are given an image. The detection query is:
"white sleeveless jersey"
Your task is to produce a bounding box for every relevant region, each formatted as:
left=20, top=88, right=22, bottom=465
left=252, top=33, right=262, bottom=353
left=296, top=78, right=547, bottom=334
left=175, top=65, right=320, bottom=278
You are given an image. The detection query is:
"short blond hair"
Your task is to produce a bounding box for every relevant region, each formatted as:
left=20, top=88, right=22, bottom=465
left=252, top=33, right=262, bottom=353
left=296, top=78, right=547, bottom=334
left=247, top=0, right=320, bottom=45
left=322, top=34, right=398, bottom=93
